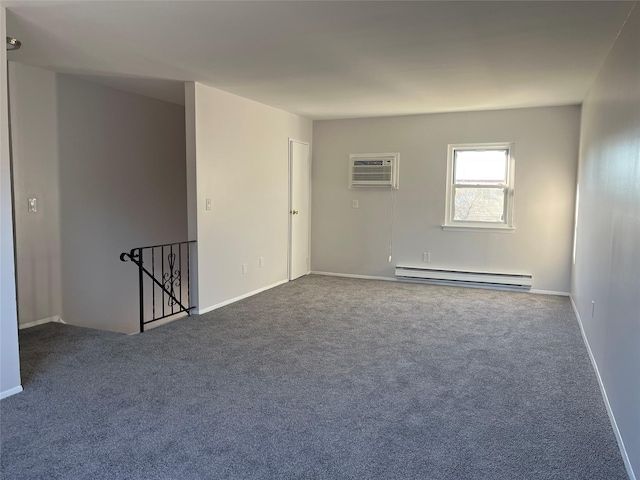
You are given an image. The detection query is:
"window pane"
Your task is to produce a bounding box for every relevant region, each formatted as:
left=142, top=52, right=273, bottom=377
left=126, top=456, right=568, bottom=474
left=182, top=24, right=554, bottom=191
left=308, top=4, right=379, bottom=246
left=454, top=187, right=505, bottom=222
left=454, top=149, right=508, bottom=185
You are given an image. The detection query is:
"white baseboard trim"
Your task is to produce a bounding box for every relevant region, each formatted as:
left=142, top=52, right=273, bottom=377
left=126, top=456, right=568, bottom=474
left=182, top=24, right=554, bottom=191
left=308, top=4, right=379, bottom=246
left=310, top=271, right=398, bottom=282
left=198, top=279, right=289, bottom=315
left=142, top=312, right=188, bottom=332
left=570, top=296, right=636, bottom=480
left=0, top=385, right=23, bottom=400
left=19, top=315, right=65, bottom=330
left=530, top=289, right=570, bottom=296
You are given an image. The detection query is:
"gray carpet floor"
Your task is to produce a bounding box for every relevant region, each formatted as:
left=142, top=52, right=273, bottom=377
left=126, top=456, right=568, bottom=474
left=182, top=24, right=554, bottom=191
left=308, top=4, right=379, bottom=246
left=0, top=275, right=628, bottom=479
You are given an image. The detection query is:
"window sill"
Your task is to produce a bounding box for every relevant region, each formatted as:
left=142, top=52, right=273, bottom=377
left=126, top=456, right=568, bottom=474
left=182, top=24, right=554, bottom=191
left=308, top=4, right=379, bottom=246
left=441, top=224, right=515, bottom=233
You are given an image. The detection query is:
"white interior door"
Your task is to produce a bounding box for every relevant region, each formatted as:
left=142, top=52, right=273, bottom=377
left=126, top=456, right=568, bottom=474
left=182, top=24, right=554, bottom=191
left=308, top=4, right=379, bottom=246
left=289, top=140, right=310, bottom=280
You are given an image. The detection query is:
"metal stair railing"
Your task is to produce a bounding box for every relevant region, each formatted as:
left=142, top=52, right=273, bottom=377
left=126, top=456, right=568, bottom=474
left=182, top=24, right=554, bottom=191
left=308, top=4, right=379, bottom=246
left=120, top=240, right=196, bottom=332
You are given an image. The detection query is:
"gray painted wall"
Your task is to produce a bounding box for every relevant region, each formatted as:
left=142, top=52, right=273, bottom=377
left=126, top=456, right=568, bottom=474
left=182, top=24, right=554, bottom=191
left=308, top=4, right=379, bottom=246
left=8, top=66, right=188, bottom=335
left=56, top=75, right=188, bottom=334
left=11, top=64, right=187, bottom=333
left=572, top=5, right=639, bottom=478
left=185, top=82, right=312, bottom=312
left=312, top=106, right=580, bottom=292
left=8, top=63, right=62, bottom=326
left=1, top=6, right=22, bottom=399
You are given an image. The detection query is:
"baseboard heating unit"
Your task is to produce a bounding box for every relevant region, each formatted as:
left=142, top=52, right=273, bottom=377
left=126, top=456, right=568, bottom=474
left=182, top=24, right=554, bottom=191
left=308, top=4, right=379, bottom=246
left=395, top=266, right=532, bottom=291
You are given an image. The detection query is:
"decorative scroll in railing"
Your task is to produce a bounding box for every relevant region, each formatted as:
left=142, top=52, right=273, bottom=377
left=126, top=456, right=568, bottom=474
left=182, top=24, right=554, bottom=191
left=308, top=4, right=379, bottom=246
left=120, top=241, right=196, bottom=332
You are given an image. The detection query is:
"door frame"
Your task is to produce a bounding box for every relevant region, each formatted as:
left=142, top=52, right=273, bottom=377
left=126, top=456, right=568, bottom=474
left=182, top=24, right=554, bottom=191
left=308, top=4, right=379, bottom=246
left=287, top=138, right=311, bottom=281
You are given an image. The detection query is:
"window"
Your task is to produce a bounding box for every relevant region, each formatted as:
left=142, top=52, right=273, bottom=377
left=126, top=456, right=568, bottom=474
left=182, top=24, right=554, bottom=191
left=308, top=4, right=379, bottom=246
left=443, top=143, right=515, bottom=232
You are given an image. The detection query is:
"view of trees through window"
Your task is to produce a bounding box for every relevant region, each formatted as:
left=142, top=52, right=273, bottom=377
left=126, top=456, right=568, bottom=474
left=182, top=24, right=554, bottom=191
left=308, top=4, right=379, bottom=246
left=452, top=149, right=508, bottom=223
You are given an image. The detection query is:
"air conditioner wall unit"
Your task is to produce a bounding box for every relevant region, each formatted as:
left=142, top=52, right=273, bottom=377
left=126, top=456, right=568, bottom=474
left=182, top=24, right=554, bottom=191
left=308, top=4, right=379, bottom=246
left=349, top=153, right=399, bottom=189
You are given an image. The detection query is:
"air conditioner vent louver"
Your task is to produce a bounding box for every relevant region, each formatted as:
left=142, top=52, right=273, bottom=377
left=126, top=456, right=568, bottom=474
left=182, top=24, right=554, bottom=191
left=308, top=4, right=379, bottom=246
left=349, top=153, right=399, bottom=189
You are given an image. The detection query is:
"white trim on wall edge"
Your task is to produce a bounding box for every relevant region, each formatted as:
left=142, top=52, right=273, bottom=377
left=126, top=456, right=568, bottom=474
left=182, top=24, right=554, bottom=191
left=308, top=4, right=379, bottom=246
left=311, top=271, right=398, bottom=282
left=530, top=289, right=569, bottom=296
left=141, top=312, right=189, bottom=333
left=197, top=279, right=289, bottom=315
left=19, top=315, right=65, bottom=330
left=0, top=385, right=23, bottom=400
left=570, top=296, right=636, bottom=480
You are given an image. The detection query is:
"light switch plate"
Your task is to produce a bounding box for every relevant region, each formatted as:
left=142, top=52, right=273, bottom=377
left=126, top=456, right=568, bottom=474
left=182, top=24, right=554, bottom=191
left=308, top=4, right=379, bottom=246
left=205, top=198, right=212, bottom=210
left=28, top=198, right=37, bottom=213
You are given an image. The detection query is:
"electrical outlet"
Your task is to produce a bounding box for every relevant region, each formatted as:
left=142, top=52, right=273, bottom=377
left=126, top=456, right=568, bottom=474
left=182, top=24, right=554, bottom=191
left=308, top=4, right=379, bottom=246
left=423, top=252, right=431, bottom=263
left=352, top=200, right=359, bottom=209
left=242, top=263, right=247, bottom=275
left=28, top=198, right=37, bottom=213
left=259, top=257, right=264, bottom=268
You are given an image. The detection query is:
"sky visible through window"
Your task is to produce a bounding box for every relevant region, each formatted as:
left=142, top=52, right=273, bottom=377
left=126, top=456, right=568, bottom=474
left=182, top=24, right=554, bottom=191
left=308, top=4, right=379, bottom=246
left=454, top=150, right=507, bottom=184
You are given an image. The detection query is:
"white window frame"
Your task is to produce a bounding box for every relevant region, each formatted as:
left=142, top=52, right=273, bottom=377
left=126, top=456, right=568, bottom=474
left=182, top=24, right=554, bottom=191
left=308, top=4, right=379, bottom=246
left=443, top=143, right=515, bottom=232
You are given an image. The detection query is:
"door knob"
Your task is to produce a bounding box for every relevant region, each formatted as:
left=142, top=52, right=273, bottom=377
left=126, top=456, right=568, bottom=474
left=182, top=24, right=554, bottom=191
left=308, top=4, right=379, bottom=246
left=291, top=210, right=299, bottom=215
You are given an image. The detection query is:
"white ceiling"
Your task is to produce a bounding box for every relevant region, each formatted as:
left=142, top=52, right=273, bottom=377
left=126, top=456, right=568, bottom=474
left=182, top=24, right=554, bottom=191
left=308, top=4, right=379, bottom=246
left=4, top=1, right=635, bottom=119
